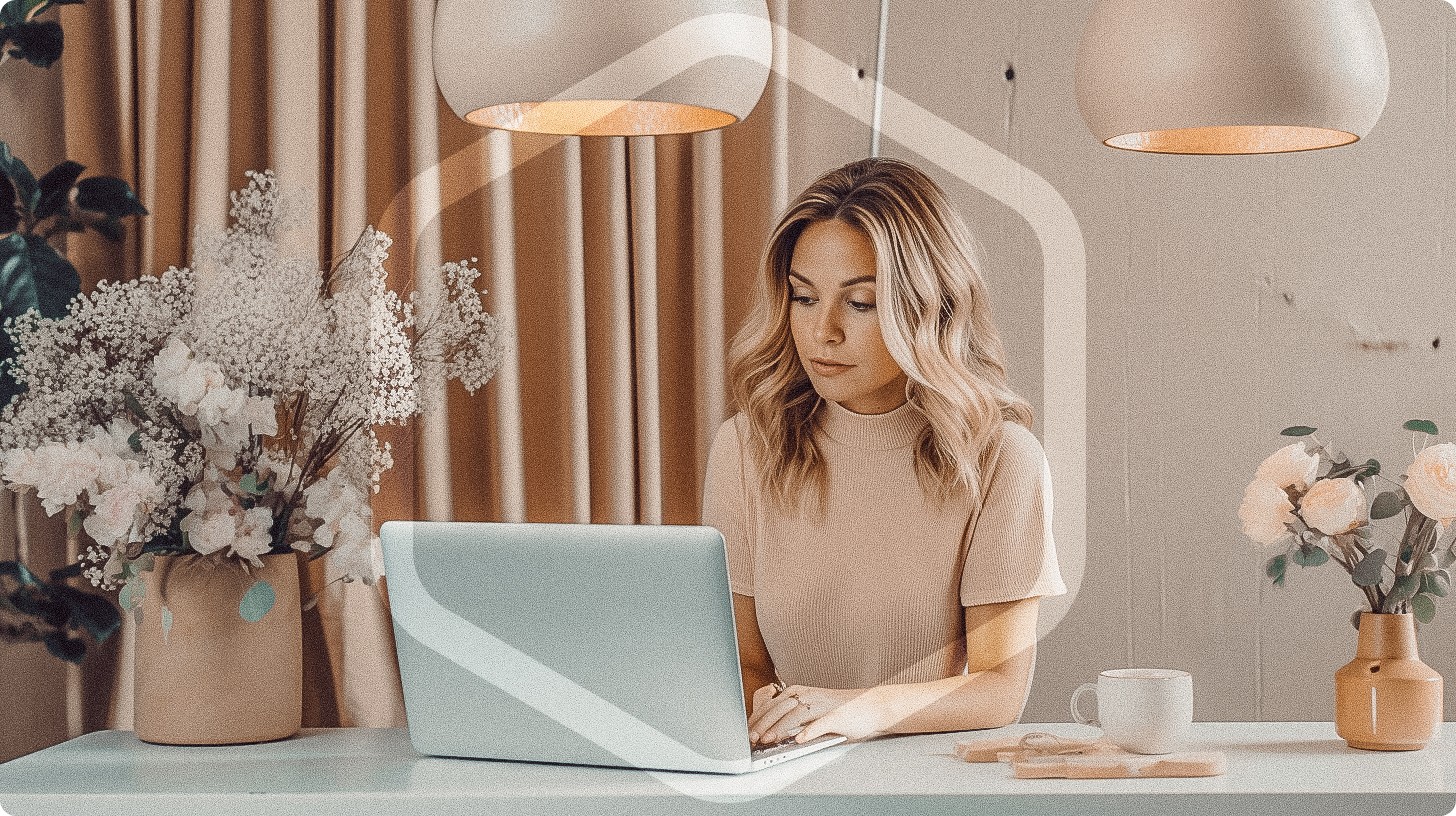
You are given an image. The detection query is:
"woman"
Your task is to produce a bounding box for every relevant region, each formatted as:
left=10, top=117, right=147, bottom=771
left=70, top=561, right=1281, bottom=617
left=702, top=157, right=1066, bottom=748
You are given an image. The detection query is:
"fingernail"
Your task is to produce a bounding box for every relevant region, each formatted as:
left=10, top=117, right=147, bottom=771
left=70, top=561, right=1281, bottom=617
left=749, top=732, right=757, bottom=741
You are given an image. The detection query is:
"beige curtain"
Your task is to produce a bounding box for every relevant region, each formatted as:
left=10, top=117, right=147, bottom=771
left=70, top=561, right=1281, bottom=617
left=3, top=0, right=786, bottom=747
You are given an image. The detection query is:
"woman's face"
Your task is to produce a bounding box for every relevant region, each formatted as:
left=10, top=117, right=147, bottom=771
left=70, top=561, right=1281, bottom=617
left=787, top=219, right=908, bottom=415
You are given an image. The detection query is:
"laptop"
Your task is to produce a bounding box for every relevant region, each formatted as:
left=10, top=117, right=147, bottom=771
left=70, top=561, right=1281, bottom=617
left=378, top=520, right=847, bottom=774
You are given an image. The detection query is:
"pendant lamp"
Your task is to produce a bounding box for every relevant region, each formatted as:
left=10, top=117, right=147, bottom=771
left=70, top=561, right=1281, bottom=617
left=1075, top=0, right=1390, bottom=155
left=433, top=0, right=772, bottom=136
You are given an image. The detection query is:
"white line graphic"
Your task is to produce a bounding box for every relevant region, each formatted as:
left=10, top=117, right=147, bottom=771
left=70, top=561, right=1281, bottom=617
left=380, top=11, right=1087, bottom=803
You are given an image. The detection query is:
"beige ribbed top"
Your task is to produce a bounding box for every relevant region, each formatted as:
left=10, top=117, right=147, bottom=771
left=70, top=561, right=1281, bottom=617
left=702, top=399, right=1066, bottom=690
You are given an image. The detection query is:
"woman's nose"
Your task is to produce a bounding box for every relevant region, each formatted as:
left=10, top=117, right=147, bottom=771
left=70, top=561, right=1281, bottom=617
left=814, top=308, right=843, bottom=345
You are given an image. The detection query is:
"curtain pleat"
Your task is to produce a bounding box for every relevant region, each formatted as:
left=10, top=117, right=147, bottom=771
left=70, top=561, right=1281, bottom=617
left=189, top=1, right=231, bottom=235
left=6, top=0, right=779, bottom=752
left=628, top=137, right=663, bottom=525
left=562, top=139, right=593, bottom=524
left=486, top=129, right=527, bottom=523
left=692, top=130, right=728, bottom=484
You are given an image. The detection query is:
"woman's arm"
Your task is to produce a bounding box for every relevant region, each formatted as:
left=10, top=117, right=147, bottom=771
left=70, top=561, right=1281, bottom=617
left=733, top=592, right=779, bottom=712
left=754, top=596, right=1040, bottom=745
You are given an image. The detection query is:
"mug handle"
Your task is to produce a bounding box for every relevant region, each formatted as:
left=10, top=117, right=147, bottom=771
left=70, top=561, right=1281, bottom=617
left=1070, top=682, right=1099, bottom=727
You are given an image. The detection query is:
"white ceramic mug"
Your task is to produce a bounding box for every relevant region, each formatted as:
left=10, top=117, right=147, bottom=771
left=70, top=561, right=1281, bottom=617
left=1070, top=668, right=1193, bottom=754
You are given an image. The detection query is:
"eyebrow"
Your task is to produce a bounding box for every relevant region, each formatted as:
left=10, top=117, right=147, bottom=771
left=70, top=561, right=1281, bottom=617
left=788, top=271, right=877, bottom=288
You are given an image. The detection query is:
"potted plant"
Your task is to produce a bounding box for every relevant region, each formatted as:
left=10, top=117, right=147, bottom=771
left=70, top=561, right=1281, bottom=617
left=1239, top=420, right=1455, bottom=750
left=2, top=0, right=146, bottom=665
left=0, top=170, right=504, bottom=744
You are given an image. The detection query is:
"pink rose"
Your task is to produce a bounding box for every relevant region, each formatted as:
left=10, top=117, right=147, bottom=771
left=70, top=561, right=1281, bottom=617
left=1240, top=479, right=1296, bottom=546
left=1299, top=477, right=1368, bottom=536
left=1254, top=442, right=1320, bottom=491
left=1406, top=443, right=1456, bottom=530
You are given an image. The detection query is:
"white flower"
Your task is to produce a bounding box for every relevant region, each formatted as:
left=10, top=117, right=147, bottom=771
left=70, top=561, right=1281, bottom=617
left=1255, top=442, right=1321, bottom=491
left=188, top=512, right=238, bottom=556
left=1240, top=479, right=1296, bottom=546
left=151, top=337, right=193, bottom=403
left=86, top=418, right=139, bottom=460
left=1299, top=477, right=1369, bottom=536
left=1406, top=442, right=1456, bottom=531
left=82, top=466, right=162, bottom=548
left=231, top=506, right=275, bottom=568
left=26, top=442, right=103, bottom=515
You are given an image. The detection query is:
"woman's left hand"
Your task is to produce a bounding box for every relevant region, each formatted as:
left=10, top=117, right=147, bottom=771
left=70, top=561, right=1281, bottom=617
left=748, top=684, right=886, bottom=745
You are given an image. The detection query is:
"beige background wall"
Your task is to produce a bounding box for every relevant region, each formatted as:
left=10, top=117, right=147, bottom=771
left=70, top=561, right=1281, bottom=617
left=780, top=0, right=1456, bottom=723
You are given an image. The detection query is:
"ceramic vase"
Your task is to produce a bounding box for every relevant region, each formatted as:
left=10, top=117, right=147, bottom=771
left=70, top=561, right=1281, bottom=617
left=133, top=551, right=303, bottom=745
left=1334, top=611, right=1443, bottom=751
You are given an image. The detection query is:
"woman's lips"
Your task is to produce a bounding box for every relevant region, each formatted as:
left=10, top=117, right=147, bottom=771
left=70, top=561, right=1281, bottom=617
left=810, top=359, right=853, bottom=376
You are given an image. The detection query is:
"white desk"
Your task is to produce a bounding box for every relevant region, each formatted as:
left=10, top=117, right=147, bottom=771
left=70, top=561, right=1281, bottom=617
left=2, top=722, right=1455, bottom=816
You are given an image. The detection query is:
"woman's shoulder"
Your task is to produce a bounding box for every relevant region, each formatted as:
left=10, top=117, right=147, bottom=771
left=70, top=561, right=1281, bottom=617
left=708, top=414, right=753, bottom=465
left=985, top=420, right=1046, bottom=473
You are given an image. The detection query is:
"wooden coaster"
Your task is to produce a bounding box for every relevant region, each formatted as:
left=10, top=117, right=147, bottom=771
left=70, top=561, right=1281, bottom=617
left=1012, top=751, right=1227, bottom=779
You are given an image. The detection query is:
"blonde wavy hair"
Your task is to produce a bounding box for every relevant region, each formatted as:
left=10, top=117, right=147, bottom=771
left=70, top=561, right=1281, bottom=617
left=728, top=157, right=1033, bottom=513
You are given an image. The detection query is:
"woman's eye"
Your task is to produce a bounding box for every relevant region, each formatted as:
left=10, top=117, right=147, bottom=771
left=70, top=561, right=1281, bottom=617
left=790, top=294, right=816, bottom=305
left=847, top=300, right=875, bottom=312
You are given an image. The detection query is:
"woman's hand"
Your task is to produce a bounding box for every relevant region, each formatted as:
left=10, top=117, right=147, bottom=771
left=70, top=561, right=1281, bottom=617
left=747, top=683, right=886, bottom=746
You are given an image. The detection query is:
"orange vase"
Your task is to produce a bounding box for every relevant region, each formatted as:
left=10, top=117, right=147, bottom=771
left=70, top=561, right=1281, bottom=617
left=1334, top=612, right=1443, bottom=750
left=133, top=551, right=302, bottom=745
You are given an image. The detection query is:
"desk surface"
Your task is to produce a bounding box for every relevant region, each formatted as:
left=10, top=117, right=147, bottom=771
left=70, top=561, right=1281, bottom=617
left=3, top=722, right=1456, bottom=816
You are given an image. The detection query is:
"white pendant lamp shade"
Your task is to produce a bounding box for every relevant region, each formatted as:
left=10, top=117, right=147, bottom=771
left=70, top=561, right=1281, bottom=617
left=1075, top=0, right=1390, bottom=155
left=433, top=0, right=772, bottom=136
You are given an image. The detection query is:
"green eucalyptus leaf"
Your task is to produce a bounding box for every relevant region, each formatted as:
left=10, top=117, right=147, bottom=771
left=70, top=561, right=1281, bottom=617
left=1370, top=491, right=1405, bottom=520
left=239, top=579, right=275, bottom=622
left=32, top=159, right=83, bottom=220
left=0, top=142, right=38, bottom=210
left=126, top=430, right=142, bottom=453
left=117, top=577, right=144, bottom=611
left=1389, top=574, right=1420, bottom=604
left=1412, top=593, right=1437, bottom=624
left=1353, top=548, right=1387, bottom=587
left=1436, top=568, right=1451, bottom=586
left=1353, top=525, right=1375, bottom=540
left=1404, top=419, right=1439, bottom=436
left=74, top=176, right=147, bottom=219
left=1303, top=546, right=1329, bottom=567
left=1421, top=572, right=1449, bottom=598
left=1281, top=426, right=1318, bottom=437
left=1266, top=554, right=1288, bottom=585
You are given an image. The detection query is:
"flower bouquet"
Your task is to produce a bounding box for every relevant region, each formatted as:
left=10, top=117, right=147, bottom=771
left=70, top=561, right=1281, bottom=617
left=1240, top=420, right=1454, bottom=751
left=1239, top=421, right=1456, bottom=624
left=0, top=170, right=503, bottom=617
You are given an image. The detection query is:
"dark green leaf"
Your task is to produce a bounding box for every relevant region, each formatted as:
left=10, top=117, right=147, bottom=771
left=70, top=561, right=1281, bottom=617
left=1412, top=593, right=1437, bottom=624
left=31, top=159, right=83, bottom=220
left=1281, top=426, right=1318, bottom=437
left=42, top=632, right=85, bottom=663
left=126, top=429, right=142, bottom=453
left=1298, top=547, right=1333, bottom=568
left=1404, top=419, right=1439, bottom=436
left=45, top=561, right=82, bottom=582
left=0, top=170, right=17, bottom=234
left=19, top=233, right=77, bottom=317
left=0, top=1, right=25, bottom=26
left=90, top=216, right=123, bottom=242
left=0, top=142, right=39, bottom=211
left=1353, top=525, right=1375, bottom=540
left=7, top=19, right=64, bottom=67
left=1421, top=572, right=1449, bottom=598
left=1389, top=574, right=1420, bottom=604
left=1266, top=554, right=1288, bottom=585
left=53, top=584, right=120, bottom=642
left=1370, top=491, right=1405, bottom=520
left=1353, top=548, right=1387, bottom=587
left=0, top=559, right=40, bottom=586
left=74, top=176, right=146, bottom=219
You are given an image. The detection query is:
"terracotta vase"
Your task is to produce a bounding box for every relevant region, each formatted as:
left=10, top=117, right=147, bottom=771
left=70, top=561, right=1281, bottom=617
left=133, top=551, right=303, bottom=745
left=1334, top=612, right=1443, bottom=751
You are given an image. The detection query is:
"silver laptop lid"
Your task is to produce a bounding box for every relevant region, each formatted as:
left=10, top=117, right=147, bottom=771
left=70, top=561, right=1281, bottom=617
left=379, top=520, right=755, bottom=773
